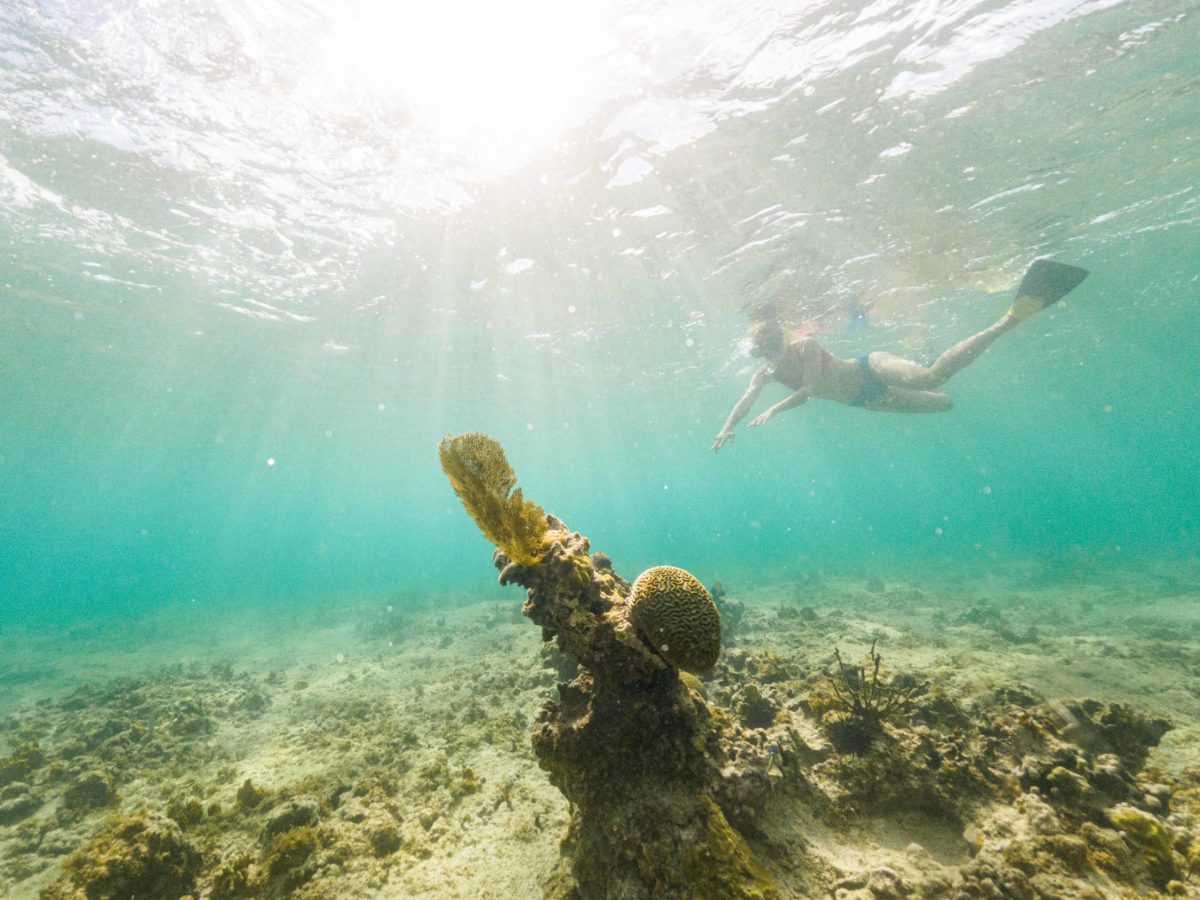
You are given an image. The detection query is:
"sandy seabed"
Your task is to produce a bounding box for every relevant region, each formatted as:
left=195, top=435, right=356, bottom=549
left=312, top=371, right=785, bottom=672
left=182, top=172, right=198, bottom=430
left=1, top=555, right=1198, bottom=898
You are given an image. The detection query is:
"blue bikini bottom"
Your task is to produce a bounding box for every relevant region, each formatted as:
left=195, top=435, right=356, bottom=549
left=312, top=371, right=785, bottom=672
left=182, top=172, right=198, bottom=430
left=850, top=354, right=890, bottom=407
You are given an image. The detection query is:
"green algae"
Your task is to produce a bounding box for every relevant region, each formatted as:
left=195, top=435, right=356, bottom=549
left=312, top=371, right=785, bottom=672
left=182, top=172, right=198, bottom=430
left=0, top=742, right=44, bottom=787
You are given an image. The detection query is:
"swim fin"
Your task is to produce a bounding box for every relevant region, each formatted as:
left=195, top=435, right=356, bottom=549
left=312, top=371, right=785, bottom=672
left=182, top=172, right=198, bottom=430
left=1008, top=259, right=1090, bottom=321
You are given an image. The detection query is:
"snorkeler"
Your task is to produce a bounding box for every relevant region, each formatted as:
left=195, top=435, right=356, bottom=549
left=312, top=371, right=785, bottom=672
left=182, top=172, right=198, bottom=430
left=711, top=259, right=1089, bottom=452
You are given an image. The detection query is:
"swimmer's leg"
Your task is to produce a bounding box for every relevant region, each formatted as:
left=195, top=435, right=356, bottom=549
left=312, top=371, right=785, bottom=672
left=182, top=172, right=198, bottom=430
left=863, top=386, right=953, bottom=414
left=869, top=260, right=1090, bottom=390
left=866, top=315, right=1016, bottom=390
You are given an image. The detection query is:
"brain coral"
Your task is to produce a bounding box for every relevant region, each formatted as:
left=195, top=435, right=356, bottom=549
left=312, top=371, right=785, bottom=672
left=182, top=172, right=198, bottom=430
left=630, top=566, right=721, bottom=673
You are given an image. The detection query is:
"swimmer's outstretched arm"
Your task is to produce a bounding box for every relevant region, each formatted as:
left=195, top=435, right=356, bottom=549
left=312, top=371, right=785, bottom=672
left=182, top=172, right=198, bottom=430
left=712, top=363, right=771, bottom=452
left=748, top=385, right=813, bottom=427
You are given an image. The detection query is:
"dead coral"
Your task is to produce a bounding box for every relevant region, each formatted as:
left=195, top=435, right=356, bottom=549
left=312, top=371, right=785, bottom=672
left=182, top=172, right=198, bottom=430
left=41, top=810, right=202, bottom=900
left=438, top=432, right=547, bottom=566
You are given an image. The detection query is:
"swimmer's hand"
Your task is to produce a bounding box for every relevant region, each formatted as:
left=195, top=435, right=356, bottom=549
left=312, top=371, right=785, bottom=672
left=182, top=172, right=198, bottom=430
left=749, top=408, right=775, bottom=427
left=711, top=430, right=735, bottom=452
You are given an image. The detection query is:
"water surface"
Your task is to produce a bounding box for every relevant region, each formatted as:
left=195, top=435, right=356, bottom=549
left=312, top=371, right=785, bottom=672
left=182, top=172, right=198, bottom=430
left=1, top=0, right=1197, bottom=625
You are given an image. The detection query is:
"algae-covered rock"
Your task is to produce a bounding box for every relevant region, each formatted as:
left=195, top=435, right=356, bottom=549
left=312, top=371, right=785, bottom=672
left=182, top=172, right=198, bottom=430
left=165, top=795, right=204, bottom=829
left=261, top=796, right=319, bottom=845
left=235, top=777, right=265, bottom=810
left=0, top=742, right=45, bottom=787
left=682, top=795, right=778, bottom=898
left=0, top=781, right=41, bottom=824
left=45, top=811, right=202, bottom=899
left=264, top=825, right=319, bottom=885
left=630, top=565, right=721, bottom=674
left=209, top=850, right=265, bottom=899
left=63, top=771, right=114, bottom=811
left=366, top=817, right=402, bottom=857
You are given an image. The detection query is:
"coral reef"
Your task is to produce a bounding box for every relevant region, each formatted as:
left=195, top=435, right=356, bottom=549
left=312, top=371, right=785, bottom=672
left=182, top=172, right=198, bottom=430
left=3, top=492, right=1197, bottom=899
left=629, top=565, right=722, bottom=674
left=793, top=670, right=1195, bottom=898
left=443, top=434, right=781, bottom=898
left=438, top=432, right=548, bottom=566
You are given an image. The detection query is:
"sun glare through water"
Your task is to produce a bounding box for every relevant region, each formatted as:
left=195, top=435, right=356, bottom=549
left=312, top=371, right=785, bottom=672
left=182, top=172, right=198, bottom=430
left=324, top=0, right=617, bottom=175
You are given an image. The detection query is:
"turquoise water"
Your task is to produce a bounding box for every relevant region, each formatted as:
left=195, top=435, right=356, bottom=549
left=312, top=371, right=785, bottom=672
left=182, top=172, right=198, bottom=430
left=1, top=0, right=1197, bottom=628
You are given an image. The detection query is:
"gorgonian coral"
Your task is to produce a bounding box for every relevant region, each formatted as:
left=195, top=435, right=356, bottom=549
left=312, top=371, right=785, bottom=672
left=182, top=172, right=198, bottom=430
left=438, top=432, right=547, bottom=566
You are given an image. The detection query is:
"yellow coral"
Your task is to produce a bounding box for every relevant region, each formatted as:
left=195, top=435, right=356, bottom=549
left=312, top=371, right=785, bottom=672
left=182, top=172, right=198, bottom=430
left=438, top=433, right=547, bottom=566
left=685, top=796, right=779, bottom=899
left=1107, top=803, right=1178, bottom=885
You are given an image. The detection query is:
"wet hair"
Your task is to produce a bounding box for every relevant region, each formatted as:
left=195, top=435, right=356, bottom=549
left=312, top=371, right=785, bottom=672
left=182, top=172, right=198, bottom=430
left=747, top=320, right=786, bottom=358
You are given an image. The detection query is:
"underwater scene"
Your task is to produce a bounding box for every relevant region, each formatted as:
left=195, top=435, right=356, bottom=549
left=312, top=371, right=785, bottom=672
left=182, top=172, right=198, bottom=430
left=1, top=0, right=1198, bottom=897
